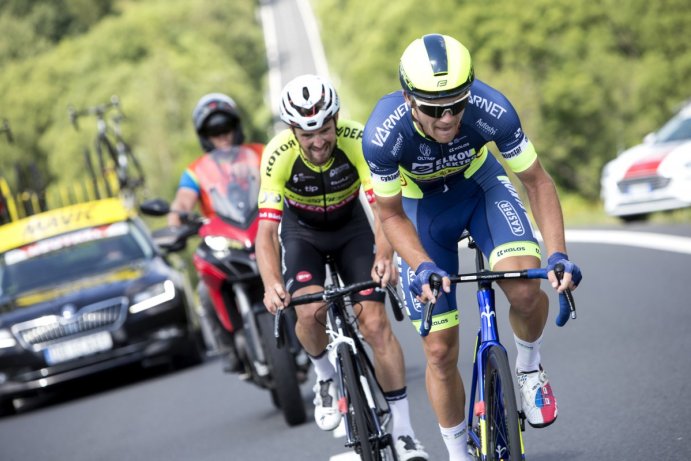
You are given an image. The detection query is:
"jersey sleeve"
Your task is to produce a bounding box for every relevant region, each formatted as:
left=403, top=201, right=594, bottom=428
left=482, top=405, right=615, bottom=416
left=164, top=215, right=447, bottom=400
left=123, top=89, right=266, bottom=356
left=177, top=168, right=200, bottom=193
left=258, top=130, right=293, bottom=222
left=479, top=88, right=537, bottom=173
left=338, top=120, right=375, bottom=204
left=362, top=93, right=407, bottom=197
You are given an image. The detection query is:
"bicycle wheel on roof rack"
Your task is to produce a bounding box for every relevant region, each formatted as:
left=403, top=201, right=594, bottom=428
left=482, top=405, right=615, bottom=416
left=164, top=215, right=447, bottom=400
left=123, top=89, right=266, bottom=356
left=483, top=345, right=522, bottom=461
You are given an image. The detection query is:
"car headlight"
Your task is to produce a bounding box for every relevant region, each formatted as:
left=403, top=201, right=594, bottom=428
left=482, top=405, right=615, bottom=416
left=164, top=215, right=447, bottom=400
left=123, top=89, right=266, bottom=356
left=0, top=329, right=17, bottom=349
left=129, top=280, right=176, bottom=314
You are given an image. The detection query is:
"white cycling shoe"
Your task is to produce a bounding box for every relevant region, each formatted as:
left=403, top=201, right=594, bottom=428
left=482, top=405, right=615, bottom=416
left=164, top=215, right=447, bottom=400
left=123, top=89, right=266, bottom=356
left=517, top=366, right=558, bottom=428
left=395, top=435, right=429, bottom=461
left=313, top=378, right=342, bottom=431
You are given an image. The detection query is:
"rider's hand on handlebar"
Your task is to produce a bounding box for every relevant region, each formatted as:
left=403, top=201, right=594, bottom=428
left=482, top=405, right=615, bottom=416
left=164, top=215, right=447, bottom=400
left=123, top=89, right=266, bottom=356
left=546, top=252, right=583, bottom=293
left=263, top=283, right=290, bottom=315
left=372, top=256, right=398, bottom=287
left=410, top=262, right=450, bottom=302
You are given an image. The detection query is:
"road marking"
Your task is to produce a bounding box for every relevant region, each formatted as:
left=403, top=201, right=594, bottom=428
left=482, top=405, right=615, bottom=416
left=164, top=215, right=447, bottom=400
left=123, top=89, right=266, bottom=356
left=562, top=229, right=691, bottom=255
left=330, top=453, right=360, bottom=461
left=259, top=2, right=281, bottom=123
left=296, top=0, right=330, bottom=77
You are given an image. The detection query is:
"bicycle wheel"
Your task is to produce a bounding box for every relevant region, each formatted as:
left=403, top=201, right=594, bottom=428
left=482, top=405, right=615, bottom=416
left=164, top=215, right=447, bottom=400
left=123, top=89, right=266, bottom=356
left=338, top=342, right=378, bottom=461
left=352, top=339, right=397, bottom=460
left=257, top=311, right=307, bottom=426
left=483, top=345, right=522, bottom=461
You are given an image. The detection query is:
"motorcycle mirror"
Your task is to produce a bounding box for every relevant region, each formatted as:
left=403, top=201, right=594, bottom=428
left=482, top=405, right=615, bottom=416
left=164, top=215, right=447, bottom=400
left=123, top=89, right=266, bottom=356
left=140, top=198, right=171, bottom=216
left=151, top=227, right=187, bottom=252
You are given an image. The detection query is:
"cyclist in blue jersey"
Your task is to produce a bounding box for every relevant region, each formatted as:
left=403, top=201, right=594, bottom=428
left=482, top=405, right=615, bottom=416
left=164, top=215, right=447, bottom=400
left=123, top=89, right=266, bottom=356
left=362, top=34, right=583, bottom=461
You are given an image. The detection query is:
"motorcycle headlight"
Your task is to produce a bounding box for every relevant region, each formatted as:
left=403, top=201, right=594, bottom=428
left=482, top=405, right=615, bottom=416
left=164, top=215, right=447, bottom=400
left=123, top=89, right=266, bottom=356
left=204, top=236, right=229, bottom=253
left=129, top=280, right=176, bottom=314
left=0, top=329, right=16, bottom=349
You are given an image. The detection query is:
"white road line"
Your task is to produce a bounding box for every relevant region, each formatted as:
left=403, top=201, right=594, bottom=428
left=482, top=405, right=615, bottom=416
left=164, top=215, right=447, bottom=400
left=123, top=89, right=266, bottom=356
left=259, top=3, right=281, bottom=121
left=296, top=0, right=330, bottom=78
left=562, top=229, right=691, bottom=255
left=329, top=452, right=360, bottom=461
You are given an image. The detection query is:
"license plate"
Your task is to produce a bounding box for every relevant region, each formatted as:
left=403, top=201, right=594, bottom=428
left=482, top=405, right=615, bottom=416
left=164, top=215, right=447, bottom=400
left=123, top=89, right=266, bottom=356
left=626, top=182, right=652, bottom=196
left=44, top=331, right=113, bottom=365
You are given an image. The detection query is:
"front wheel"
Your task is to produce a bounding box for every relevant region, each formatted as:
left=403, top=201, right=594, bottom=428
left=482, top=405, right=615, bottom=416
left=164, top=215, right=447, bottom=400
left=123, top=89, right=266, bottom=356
left=483, top=346, right=523, bottom=461
left=339, top=343, right=397, bottom=461
left=257, top=311, right=306, bottom=426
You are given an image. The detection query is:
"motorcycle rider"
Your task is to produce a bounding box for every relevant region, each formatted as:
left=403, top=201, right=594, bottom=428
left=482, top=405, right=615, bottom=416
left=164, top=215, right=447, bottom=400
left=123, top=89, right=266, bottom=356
left=256, top=74, right=428, bottom=460
left=168, top=93, right=263, bottom=374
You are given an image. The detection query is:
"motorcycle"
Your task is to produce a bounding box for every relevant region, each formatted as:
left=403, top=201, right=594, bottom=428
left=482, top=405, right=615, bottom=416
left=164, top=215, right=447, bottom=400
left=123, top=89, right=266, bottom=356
left=140, top=146, right=309, bottom=426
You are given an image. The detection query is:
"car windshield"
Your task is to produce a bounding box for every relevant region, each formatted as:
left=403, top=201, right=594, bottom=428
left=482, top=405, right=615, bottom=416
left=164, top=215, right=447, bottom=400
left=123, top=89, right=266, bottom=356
left=0, top=221, right=152, bottom=297
left=654, top=111, right=691, bottom=143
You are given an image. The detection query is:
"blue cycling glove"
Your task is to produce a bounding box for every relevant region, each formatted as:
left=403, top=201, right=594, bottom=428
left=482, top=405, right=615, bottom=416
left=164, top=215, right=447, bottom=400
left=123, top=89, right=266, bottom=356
left=546, top=252, right=583, bottom=287
left=410, top=262, right=449, bottom=297
left=546, top=252, right=582, bottom=327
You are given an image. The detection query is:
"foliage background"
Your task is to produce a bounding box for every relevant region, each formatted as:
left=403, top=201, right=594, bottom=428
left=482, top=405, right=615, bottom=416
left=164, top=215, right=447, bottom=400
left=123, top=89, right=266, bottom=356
left=314, top=0, right=691, bottom=202
left=1, top=0, right=690, bottom=220
left=0, top=0, right=270, bottom=202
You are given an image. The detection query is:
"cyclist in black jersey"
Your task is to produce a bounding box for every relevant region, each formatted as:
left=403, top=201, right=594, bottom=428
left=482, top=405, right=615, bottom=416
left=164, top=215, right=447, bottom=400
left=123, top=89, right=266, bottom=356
left=363, top=34, right=583, bottom=460
left=256, top=74, right=428, bottom=460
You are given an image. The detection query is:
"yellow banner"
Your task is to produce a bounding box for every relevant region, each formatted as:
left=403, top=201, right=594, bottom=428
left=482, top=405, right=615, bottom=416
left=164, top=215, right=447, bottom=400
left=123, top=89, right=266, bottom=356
left=0, top=198, right=132, bottom=253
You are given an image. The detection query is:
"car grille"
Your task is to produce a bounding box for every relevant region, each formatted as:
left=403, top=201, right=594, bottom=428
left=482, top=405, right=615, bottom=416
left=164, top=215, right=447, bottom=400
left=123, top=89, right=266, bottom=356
left=11, top=297, right=128, bottom=351
left=617, top=175, right=671, bottom=193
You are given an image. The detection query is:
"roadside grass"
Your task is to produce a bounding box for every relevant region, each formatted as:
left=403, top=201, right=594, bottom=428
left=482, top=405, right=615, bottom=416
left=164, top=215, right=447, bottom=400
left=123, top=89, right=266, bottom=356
left=559, top=193, right=691, bottom=227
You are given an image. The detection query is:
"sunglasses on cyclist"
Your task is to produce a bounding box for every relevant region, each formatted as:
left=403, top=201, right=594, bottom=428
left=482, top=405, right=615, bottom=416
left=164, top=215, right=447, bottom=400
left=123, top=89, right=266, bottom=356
left=413, top=92, right=470, bottom=118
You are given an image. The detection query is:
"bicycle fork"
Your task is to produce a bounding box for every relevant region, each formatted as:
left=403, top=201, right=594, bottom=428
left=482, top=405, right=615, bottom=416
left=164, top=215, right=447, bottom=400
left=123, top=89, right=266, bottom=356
left=326, top=313, right=387, bottom=449
left=466, top=285, right=526, bottom=459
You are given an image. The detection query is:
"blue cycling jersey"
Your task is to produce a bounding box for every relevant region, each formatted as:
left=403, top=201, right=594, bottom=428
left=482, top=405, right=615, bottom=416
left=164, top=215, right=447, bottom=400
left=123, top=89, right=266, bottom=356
left=363, top=79, right=537, bottom=199
left=363, top=79, right=542, bottom=334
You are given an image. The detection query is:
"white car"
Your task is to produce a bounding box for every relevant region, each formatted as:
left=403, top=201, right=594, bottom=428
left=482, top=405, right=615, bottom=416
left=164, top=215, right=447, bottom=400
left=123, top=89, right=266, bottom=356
left=601, top=100, right=691, bottom=222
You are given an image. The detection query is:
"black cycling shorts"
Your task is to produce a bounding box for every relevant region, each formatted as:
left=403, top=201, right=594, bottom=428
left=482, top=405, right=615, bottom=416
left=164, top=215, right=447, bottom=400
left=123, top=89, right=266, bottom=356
left=279, top=203, right=385, bottom=304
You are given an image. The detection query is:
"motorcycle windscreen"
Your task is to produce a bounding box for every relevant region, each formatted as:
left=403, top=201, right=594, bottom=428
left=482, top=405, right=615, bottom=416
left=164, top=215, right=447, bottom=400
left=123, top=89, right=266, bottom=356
left=196, top=146, right=261, bottom=226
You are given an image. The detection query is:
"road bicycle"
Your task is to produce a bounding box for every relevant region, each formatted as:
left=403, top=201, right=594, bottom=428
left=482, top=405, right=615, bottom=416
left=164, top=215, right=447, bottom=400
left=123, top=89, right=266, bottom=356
left=421, top=233, right=576, bottom=461
left=68, top=95, right=145, bottom=204
left=275, top=255, right=405, bottom=461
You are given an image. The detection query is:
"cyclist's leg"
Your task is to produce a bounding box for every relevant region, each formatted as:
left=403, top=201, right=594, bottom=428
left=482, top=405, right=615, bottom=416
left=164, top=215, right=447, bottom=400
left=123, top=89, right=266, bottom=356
left=397, top=189, right=477, bottom=460
left=468, top=159, right=557, bottom=427
left=336, top=214, right=428, bottom=458
left=466, top=162, right=547, bottom=344
left=281, top=228, right=343, bottom=430
left=280, top=234, right=328, bottom=357
left=335, top=220, right=402, bottom=390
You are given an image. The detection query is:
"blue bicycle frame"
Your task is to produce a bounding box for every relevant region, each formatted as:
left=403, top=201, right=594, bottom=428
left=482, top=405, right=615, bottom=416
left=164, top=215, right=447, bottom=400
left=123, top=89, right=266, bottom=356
left=466, top=281, right=523, bottom=458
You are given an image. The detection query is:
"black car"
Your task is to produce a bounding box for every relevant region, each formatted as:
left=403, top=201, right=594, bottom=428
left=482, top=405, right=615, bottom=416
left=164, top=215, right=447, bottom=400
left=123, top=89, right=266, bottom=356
left=0, top=198, right=205, bottom=415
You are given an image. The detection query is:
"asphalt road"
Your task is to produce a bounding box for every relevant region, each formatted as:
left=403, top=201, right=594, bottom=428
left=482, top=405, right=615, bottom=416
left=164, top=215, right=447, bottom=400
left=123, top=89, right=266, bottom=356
left=1, top=224, right=690, bottom=461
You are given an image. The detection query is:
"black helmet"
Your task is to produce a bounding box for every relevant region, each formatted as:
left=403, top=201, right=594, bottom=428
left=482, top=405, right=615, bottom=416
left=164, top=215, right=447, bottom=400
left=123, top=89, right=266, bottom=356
left=192, top=93, right=245, bottom=151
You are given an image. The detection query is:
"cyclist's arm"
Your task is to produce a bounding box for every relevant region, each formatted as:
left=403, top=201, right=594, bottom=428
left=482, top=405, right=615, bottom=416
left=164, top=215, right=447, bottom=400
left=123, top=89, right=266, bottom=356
left=514, top=159, right=573, bottom=289
left=368, top=198, right=397, bottom=286
left=167, top=187, right=198, bottom=227
left=256, top=218, right=288, bottom=313
left=375, top=193, right=450, bottom=300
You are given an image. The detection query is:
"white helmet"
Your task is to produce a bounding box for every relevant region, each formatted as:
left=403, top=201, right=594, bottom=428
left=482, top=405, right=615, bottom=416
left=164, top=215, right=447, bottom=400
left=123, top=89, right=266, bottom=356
left=279, top=74, right=340, bottom=131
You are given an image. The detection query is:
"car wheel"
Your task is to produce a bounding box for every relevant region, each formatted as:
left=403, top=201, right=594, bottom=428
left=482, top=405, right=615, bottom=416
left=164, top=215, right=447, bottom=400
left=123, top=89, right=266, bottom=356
left=0, top=398, right=16, bottom=417
left=620, top=213, right=649, bottom=223
left=172, top=331, right=206, bottom=369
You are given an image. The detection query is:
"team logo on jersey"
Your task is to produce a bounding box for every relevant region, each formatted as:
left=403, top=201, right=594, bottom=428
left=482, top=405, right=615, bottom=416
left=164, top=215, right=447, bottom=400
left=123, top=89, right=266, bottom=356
left=476, top=118, right=497, bottom=136
left=497, top=200, right=525, bottom=236
left=419, top=143, right=432, bottom=158
left=296, top=271, right=312, bottom=283
left=330, top=163, right=350, bottom=177
left=469, top=94, right=508, bottom=119
left=358, top=288, right=374, bottom=296
left=259, top=192, right=282, bottom=204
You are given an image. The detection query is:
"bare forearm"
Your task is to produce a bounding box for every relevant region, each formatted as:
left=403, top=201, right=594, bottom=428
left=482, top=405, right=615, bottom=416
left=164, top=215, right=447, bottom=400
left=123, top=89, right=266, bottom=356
left=522, top=169, right=567, bottom=256
left=256, top=231, right=283, bottom=288
left=380, top=213, right=431, bottom=270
